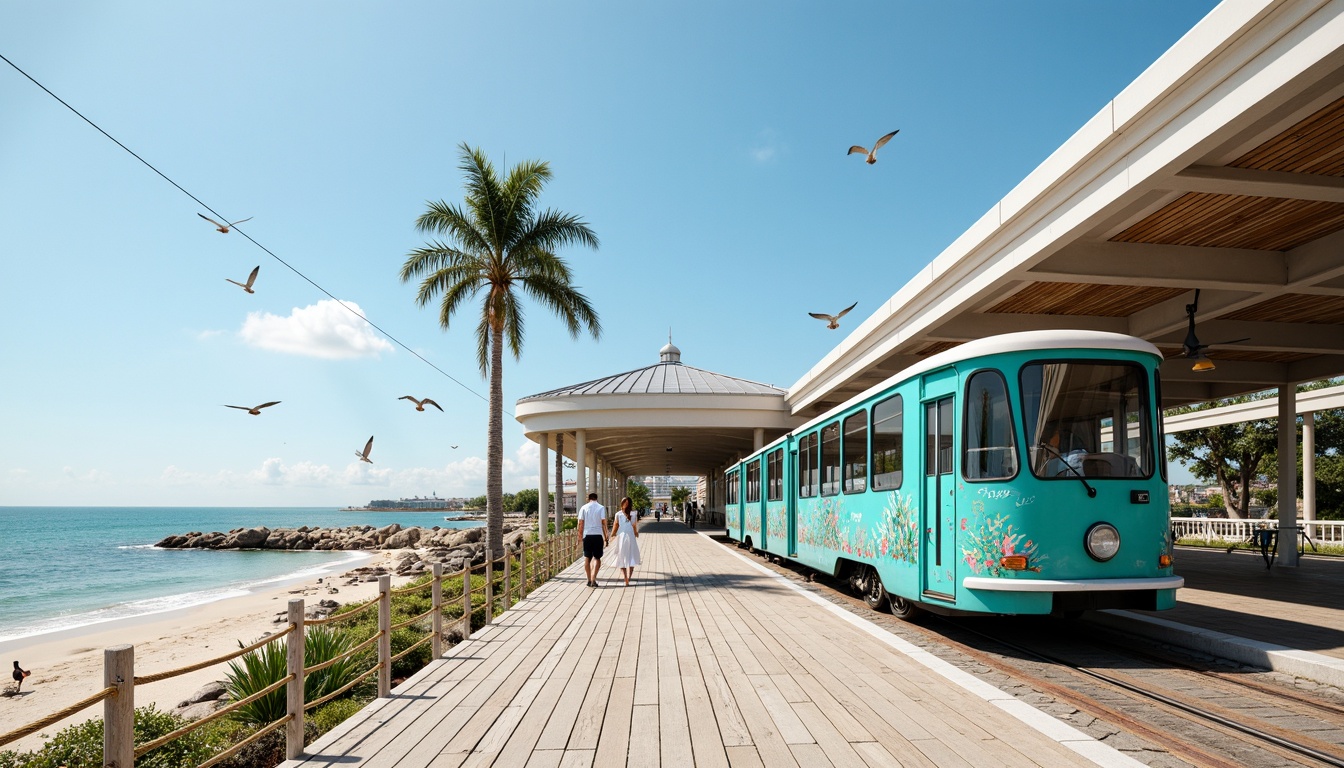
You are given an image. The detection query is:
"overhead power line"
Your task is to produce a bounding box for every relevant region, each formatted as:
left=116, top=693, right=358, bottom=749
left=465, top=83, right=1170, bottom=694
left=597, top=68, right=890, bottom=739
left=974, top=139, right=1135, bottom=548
left=0, top=51, right=500, bottom=413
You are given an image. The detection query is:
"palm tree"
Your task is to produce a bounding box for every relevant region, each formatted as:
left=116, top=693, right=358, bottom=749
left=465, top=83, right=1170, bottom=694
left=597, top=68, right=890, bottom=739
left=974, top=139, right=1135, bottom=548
left=401, top=143, right=601, bottom=557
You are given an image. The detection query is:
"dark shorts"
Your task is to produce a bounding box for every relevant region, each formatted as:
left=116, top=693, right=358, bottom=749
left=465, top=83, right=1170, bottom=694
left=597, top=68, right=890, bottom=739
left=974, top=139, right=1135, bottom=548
left=583, top=534, right=604, bottom=559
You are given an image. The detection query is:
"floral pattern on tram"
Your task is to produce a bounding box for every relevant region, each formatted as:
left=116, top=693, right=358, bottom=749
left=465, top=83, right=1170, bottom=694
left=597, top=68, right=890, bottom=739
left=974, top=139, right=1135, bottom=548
left=744, top=513, right=761, bottom=536
left=960, top=507, right=1046, bottom=576
left=766, top=505, right=787, bottom=542
left=796, top=498, right=844, bottom=551
left=871, top=492, right=919, bottom=565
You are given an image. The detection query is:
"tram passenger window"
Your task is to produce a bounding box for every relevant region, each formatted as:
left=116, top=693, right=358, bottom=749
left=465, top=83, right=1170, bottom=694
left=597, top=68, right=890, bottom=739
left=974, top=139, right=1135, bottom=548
left=964, top=371, right=1017, bottom=480
left=871, top=395, right=903, bottom=490
left=842, top=412, right=867, bottom=494
left=767, top=448, right=783, bottom=501
left=746, top=460, right=761, bottom=503
left=798, top=433, right=818, bottom=498
left=820, top=423, right=841, bottom=496
left=726, top=471, right=738, bottom=504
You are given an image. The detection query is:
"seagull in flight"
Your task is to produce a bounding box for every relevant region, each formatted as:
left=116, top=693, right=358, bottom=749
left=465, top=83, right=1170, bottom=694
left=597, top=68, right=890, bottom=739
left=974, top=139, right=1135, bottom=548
left=226, top=266, right=260, bottom=294
left=198, top=213, right=253, bottom=233
left=224, top=401, right=281, bottom=415
left=399, top=396, right=443, bottom=412
left=809, top=302, right=858, bottom=329
left=450, top=445, right=459, bottom=449
left=355, top=435, right=374, bottom=464
left=847, top=130, right=899, bottom=165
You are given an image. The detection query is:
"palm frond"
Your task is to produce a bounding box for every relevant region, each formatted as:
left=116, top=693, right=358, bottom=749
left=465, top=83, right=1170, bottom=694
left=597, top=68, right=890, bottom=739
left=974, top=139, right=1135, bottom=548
left=400, top=242, right=478, bottom=283
left=413, top=201, right=492, bottom=255
left=519, top=274, right=602, bottom=340
left=475, top=298, right=494, bottom=375
left=431, top=275, right=484, bottom=329
left=510, top=209, right=599, bottom=256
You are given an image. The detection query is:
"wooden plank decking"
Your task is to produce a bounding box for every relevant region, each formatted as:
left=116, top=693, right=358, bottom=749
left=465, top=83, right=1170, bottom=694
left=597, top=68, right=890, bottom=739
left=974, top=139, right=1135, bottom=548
left=285, top=523, right=1115, bottom=768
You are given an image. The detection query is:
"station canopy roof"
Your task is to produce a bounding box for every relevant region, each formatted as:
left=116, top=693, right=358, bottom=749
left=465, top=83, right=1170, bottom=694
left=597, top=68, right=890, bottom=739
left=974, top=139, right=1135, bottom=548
left=516, top=342, right=792, bottom=476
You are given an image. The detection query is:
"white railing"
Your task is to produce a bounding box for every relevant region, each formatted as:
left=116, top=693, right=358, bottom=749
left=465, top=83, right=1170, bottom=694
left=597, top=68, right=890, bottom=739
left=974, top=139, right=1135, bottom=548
left=1171, top=517, right=1344, bottom=546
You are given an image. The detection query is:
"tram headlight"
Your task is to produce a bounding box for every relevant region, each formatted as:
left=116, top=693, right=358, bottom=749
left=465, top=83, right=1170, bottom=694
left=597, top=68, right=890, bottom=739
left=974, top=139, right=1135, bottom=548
left=1084, top=522, right=1121, bottom=562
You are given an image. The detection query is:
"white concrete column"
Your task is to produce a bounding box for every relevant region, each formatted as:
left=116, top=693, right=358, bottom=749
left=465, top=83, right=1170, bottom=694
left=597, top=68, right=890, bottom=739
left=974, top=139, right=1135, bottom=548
left=537, top=432, right=549, bottom=542
left=575, top=430, right=587, bottom=510
left=1304, top=411, right=1316, bottom=541
left=1278, top=387, right=1299, bottom=567
left=753, top=428, right=765, bottom=451
left=554, top=433, right=564, bottom=532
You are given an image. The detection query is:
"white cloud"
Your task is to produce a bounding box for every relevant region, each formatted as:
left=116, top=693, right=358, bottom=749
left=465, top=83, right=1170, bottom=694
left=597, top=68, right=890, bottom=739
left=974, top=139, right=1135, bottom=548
left=749, top=129, right=786, bottom=164
left=238, top=299, right=394, bottom=359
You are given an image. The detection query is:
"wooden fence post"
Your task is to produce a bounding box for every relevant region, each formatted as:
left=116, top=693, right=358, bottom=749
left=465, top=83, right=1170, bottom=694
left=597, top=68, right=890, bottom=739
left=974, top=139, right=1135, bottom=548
left=504, top=549, right=512, bottom=609
left=377, top=575, right=391, bottom=697
left=462, top=563, right=473, bottom=640
left=286, top=598, right=305, bottom=760
left=484, top=547, right=494, bottom=626
left=432, top=563, right=443, bottom=659
left=103, top=645, right=133, bottom=768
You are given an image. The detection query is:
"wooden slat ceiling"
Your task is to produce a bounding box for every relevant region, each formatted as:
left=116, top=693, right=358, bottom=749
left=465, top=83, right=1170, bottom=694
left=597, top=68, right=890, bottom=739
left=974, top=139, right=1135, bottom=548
left=1230, top=94, right=1344, bottom=176
left=1110, top=193, right=1344, bottom=250
left=1223, top=294, right=1344, bottom=324
left=986, top=283, right=1187, bottom=316
left=917, top=341, right=961, bottom=356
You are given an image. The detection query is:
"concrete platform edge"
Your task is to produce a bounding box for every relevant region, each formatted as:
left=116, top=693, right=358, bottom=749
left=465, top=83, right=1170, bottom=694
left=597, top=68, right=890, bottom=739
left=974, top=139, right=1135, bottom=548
left=1091, top=609, right=1344, bottom=689
left=703, top=530, right=1146, bottom=768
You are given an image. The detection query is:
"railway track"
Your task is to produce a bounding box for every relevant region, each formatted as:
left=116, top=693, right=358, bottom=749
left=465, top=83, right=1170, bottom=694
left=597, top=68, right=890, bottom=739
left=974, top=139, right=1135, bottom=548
left=729, top=541, right=1344, bottom=768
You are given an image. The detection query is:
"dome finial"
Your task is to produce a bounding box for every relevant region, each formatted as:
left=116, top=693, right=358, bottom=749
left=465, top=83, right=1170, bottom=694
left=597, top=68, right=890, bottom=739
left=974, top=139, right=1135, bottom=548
left=659, top=332, right=681, bottom=364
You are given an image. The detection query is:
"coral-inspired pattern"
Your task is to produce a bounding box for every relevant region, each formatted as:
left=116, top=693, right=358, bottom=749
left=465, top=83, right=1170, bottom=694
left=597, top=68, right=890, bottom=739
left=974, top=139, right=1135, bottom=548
left=744, top=512, right=761, bottom=536
left=870, top=492, right=918, bottom=565
left=796, top=497, right=842, bottom=551
left=766, top=505, right=787, bottom=542
left=960, top=513, right=1046, bottom=576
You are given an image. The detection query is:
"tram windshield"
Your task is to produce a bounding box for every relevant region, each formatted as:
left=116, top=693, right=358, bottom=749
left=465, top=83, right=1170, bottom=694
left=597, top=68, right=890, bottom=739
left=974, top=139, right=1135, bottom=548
left=1019, top=361, right=1153, bottom=480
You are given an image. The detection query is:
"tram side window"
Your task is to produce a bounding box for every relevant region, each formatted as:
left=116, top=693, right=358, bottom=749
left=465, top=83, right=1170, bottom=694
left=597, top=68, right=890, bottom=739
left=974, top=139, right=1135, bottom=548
left=842, top=411, right=867, bottom=494
left=964, top=371, right=1018, bottom=481
left=871, top=394, right=903, bottom=490
left=746, top=460, right=761, bottom=503
left=798, top=433, right=819, bottom=498
left=726, top=471, right=738, bottom=505
left=767, top=448, right=783, bottom=501
left=820, top=422, right=841, bottom=496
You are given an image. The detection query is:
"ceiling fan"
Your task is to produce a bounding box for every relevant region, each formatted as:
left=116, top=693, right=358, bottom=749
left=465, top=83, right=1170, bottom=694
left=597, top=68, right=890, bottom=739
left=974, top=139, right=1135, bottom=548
left=1182, top=289, right=1249, bottom=372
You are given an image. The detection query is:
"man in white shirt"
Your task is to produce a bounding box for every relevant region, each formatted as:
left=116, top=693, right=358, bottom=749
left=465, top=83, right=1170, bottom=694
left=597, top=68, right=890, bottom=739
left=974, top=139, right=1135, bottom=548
left=577, top=492, right=609, bottom=588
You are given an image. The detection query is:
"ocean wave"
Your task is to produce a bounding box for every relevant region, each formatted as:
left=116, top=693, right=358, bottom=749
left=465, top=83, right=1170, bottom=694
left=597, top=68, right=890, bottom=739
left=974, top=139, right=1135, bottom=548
left=115, top=543, right=158, bottom=550
left=0, top=551, right=369, bottom=646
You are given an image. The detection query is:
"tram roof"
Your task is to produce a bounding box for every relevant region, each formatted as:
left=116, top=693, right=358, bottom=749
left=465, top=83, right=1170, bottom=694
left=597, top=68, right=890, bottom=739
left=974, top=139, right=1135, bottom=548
left=788, top=0, right=1344, bottom=419
left=786, top=331, right=1162, bottom=439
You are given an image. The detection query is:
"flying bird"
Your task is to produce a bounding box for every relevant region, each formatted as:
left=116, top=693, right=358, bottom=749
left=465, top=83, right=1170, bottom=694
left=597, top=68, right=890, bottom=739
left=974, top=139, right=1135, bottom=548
left=847, top=129, right=899, bottom=164
left=450, top=445, right=458, bottom=449
left=197, top=213, right=253, bottom=233
left=399, top=396, right=443, bottom=412
left=12, top=661, right=30, bottom=693
left=226, top=266, right=260, bottom=294
left=224, top=401, right=281, bottom=415
left=355, top=435, right=374, bottom=464
left=809, top=302, right=858, bottom=329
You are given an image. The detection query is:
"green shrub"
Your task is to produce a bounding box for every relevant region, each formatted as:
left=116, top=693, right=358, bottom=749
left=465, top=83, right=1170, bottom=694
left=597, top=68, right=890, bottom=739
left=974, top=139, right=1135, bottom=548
left=223, top=625, right=366, bottom=727
left=0, top=705, right=223, bottom=768
left=310, top=697, right=368, bottom=737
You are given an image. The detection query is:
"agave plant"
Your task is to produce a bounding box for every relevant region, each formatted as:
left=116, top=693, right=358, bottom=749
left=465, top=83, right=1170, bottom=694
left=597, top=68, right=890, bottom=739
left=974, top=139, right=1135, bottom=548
left=224, top=625, right=364, bottom=726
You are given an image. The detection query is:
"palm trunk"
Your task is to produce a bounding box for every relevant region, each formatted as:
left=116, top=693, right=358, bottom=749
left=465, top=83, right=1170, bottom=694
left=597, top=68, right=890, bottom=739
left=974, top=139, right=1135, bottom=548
left=487, top=324, right=505, bottom=560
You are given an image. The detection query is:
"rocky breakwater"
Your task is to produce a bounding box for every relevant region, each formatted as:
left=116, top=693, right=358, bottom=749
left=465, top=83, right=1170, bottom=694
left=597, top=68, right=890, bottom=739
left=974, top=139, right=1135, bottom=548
left=154, top=522, right=536, bottom=577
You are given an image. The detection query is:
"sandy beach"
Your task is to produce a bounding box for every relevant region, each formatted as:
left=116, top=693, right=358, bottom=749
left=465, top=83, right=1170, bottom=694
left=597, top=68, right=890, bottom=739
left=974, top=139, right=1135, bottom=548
left=0, top=550, right=412, bottom=754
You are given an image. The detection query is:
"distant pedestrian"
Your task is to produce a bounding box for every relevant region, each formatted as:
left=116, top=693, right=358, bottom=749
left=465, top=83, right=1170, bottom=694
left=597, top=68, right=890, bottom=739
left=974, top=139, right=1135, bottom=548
left=608, top=497, right=641, bottom=586
left=655, top=506, right=661, bottom=521
left=578, top=492, right=609, bottom=588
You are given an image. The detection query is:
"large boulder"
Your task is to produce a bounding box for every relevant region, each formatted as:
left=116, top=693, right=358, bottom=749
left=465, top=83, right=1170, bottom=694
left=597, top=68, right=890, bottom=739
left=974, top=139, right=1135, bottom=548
left=177, top=681, right=226, bottom=708
left=230, top=527, right=270, bottom=548
left=383, top=527, right=423, bottom=549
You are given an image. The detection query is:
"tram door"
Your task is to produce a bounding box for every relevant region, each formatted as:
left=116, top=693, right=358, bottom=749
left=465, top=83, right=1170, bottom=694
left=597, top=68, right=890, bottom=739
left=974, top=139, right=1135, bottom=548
left=922, top=393, right=957, bottom=601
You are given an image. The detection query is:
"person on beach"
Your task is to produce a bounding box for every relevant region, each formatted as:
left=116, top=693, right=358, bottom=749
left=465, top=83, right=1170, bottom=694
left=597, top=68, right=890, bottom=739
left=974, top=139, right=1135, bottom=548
left=578, top=492, right=609, bottom=588
left=607, top=497, right=641, bottom=586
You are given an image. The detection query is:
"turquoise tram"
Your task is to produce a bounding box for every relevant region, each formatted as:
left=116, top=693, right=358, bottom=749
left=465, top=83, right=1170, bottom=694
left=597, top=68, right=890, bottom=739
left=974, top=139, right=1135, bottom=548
left=724, top=330, right=1183, bottom=618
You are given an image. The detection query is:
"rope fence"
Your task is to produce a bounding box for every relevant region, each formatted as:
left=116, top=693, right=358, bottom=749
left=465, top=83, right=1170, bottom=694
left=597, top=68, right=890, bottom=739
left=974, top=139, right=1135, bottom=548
left=0, top=527, right=581, bottom=765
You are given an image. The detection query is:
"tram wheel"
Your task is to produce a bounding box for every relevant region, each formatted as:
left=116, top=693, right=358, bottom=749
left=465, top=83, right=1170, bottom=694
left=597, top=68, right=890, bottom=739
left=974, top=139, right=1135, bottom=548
left=861, top=567, right=888, bottom=612
left=889, top=595, right=923, bottom=622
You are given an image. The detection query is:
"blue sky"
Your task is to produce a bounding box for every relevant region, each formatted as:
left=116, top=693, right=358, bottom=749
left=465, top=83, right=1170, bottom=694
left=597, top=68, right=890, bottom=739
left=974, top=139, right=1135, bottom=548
left=0, top=1, right=1216, bottom=506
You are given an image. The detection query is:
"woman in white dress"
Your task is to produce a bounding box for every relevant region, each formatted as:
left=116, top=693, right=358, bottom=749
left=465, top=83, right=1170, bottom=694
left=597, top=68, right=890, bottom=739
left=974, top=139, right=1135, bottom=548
left=607, top=497, right=641, bottom=586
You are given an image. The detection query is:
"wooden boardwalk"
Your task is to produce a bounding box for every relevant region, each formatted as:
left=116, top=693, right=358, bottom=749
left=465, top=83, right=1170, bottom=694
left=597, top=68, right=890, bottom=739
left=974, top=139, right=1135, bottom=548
left=285, top=523, right=1122, bottom=768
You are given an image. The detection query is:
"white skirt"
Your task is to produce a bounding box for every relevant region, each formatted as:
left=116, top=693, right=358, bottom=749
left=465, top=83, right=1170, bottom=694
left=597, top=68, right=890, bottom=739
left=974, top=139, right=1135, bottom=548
left=608, top=531, right=641, bottom=568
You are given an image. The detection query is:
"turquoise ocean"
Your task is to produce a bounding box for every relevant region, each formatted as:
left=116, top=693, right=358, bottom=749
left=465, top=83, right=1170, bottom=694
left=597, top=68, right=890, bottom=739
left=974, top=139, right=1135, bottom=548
left=0, top=507, right=482, bottom=644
